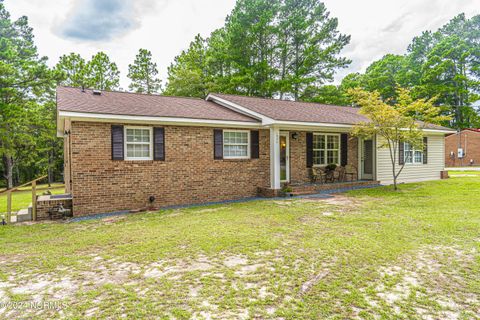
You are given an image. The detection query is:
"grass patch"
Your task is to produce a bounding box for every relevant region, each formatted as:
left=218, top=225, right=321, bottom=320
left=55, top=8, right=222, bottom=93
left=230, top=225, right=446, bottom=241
left=0, top=183, right=65, bottom=214
left=0, top=177, right=479, bottom=318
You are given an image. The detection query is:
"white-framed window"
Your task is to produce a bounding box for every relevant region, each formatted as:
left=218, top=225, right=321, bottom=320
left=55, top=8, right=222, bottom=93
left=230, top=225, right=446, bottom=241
left=404, top=142, right=423, bottom=164
left=124, top=126, right=153, bottom=160
left=313, top=133, right=340, bottom=166
left=223, top=130, right=250, bottom=159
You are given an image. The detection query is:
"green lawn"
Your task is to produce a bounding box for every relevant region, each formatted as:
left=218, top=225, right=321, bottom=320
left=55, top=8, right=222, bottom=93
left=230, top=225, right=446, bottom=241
left=0, top=183, right=65, bottom=215
left=0, top=175, right=479, bottom=319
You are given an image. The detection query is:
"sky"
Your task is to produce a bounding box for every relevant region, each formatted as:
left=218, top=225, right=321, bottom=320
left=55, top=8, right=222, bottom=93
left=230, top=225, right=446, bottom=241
left=4, top=0, right=479, bottom=89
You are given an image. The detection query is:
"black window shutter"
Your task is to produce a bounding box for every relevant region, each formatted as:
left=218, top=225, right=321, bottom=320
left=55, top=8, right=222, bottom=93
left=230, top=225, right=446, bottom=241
left=340, top=133, right=348, bottom=166
left=399, top=141, right=404, bottom=165
left=111, top=125, right=124, bottom=160
left=214, top=129, right=223, bottom=160
left=251, top=130, right=259, bottom=159
left=423, top=137, right=428, bottom=164
left=154, top=127, right=165, bottom=161
left=306, top=132, right=313, bottom=168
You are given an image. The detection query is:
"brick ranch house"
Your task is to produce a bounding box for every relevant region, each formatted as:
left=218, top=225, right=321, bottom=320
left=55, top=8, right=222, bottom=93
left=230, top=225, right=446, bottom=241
left=56, top=86, right=454, bottom=216
left=445, top=129, right=480, bottom=167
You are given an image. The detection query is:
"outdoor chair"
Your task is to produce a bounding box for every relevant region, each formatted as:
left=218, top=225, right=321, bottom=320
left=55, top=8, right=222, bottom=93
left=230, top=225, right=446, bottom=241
left=310, top=167, right=327, bottom=183
left=333, top=166, right=346, bottom=182
left=344, top=164, right=357, bottom=181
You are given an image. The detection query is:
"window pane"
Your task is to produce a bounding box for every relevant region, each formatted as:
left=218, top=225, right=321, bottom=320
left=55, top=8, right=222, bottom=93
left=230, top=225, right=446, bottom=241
left=313, top=150, right=320, bottom=165
left=405, top=151, right=413, bottom=163
left=141, top=130, right=150, bottom=142
left=327, top=135, right=339, bottom=149
left=327, top=150, right=339, bottom=164
left=313, top=135, right=325, bottom=149
left=127, top=144, right=134, bottom=157
left=313, top=150, right=325, bottom=165
left=224, top=132, right=232, bottom=144
left=224, top=145, right=247, bottom=157
left=415, top=151, right=422, bottom=163
left=126, top=129, right=134, bottom=142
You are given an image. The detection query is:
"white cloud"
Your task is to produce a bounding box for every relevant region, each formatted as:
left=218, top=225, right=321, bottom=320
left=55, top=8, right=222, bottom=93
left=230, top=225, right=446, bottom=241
left=59, top=0, right=140, bottom=41
left=3, top=0, right=478, bottom=88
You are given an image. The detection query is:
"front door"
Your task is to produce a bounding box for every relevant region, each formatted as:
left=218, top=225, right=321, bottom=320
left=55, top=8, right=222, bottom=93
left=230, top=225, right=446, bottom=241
left=280, top=132, right=290, bottom=182
left=361, top=139, right=374, bottom=180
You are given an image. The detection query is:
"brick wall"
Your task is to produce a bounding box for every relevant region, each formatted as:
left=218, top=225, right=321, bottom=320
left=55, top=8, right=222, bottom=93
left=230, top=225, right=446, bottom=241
left=37, top=195, right=73, bottom=220
left=445, top=130, right=480, bottom=167
left=70, top=122, right=270, bottom=216
left=289, top=131, right=358, bottom=183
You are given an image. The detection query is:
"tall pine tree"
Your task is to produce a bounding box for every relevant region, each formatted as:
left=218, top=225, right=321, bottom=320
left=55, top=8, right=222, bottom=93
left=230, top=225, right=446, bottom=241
left=127, top=49, right=161, bottom=94
left=0, top=0, right=55, bottom=188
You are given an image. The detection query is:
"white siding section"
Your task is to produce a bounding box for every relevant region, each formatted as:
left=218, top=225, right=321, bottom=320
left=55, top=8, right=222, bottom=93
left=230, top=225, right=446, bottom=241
left=376, top=134, right=445, bottom=184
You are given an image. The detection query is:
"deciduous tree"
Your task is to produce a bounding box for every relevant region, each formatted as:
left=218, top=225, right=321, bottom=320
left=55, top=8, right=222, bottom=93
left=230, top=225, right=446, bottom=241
left=349, top=88, right=449, bottom=190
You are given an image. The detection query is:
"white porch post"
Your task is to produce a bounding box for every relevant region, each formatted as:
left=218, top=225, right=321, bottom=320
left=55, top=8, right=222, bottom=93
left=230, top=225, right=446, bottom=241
left=270, top=126, right=281, bottom=189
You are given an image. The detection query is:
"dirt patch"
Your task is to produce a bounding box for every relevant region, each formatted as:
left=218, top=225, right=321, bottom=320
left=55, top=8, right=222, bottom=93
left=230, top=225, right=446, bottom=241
left=298, top=194, right=364, bottom=210
left=369, top=245, right=479, bottom=319
left=101, top=216, right=126, bottom=224
left=224, top=255, right=248, bottom=267
left=195, top=207, right=227, bottom=213
left=300, top=270, right=329, bottom=295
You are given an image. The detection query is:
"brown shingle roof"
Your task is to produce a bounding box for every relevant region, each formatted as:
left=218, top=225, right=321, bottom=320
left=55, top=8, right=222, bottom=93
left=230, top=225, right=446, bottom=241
left=57, top=87, right=258, bottom=123
left=211, top=93, right=454, bottom=130
left=211, top=93, right=368, bottom=125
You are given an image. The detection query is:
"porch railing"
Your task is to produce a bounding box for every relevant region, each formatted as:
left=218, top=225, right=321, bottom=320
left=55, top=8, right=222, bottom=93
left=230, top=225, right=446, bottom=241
left=1, top=175, right=48, bottom=224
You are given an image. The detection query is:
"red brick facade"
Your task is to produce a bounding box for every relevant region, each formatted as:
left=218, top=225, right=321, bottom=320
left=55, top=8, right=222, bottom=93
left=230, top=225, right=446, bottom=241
left=289, top=131, right=358, bottom=183
left=445, top=130, right=480, bottom=167
left=67, top=122, right=360, bottom=216
left=69, top=122, right=270, bottom=216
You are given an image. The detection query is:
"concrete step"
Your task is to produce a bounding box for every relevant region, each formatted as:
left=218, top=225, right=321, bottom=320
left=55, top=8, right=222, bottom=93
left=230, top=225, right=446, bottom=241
left=16, top=207, right=32, bottom=222
left=288, top=190, right=319, bottom=196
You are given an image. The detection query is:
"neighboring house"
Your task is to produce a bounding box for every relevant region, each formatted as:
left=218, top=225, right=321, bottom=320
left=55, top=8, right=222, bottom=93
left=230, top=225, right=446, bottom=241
left=445, top=129, right=480, bottom=167
left=56, top=87, right=454, bottom=216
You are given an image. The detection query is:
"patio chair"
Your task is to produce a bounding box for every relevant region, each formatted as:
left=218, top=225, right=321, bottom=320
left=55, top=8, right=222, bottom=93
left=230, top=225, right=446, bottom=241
left=333, top=166, right=346, bottom=182
left=310, top=167, right=326, bottom=183
left=344, top=164, right=357, bottom=181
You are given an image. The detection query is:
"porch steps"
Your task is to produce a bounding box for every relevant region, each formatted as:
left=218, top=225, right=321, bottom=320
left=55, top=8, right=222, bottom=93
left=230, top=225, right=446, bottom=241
left=289, top=180, right=380, bottom=195
left=9, top=204, right=33, bottom=223
left=288, top=190, right=319, bottom=196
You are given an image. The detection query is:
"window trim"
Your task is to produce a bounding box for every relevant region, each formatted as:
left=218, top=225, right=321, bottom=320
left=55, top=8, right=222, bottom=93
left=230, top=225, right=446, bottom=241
left=403, top=142, right=424, bottom=165
left=312, top=133, right=341, bottom=167
left=223, top=129, right=251, bottom=159
left=124, top=126, right=153, bottom=161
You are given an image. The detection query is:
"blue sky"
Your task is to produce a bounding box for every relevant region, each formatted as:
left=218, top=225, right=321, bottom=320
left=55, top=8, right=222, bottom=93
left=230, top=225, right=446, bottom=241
left=5, top=0, right=479, bottom=89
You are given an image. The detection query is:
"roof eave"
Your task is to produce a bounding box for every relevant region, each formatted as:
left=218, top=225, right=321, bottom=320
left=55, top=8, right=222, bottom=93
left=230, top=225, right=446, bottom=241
left=57, top=111, right=263, bottom=128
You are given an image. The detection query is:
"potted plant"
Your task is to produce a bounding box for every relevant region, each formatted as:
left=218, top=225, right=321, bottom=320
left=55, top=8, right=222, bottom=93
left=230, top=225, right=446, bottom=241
left=280, top=182, right=293, bottom=197
left=325, top=164, right=337, bottom=172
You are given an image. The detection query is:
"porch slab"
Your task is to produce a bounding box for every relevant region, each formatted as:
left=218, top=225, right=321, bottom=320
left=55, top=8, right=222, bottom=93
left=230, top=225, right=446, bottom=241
left=258, top=180, right=380, bottom=198
left=290, top=180, right=380, bottom=193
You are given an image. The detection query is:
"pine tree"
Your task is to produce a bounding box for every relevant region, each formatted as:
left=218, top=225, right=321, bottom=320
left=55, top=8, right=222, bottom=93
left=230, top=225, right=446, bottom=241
left=85, top=52, right=120, bottom=90
left=277, top=0, right=350, bottom=100
left=0, top=0, right=55, bottom=188
left=127, top=49, right=161, bottom=94
left=55, top=53, right=88, bottom=87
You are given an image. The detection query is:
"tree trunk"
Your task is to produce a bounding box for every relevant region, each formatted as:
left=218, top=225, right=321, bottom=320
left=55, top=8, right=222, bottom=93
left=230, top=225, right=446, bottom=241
left=2, top=155, right=14, bottom=189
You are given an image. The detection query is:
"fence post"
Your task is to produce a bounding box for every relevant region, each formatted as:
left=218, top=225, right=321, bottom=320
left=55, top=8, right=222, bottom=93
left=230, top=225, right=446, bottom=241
left=32, top=181, right=37, bottom=221
left=7, top=191, right=12, bottom=224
